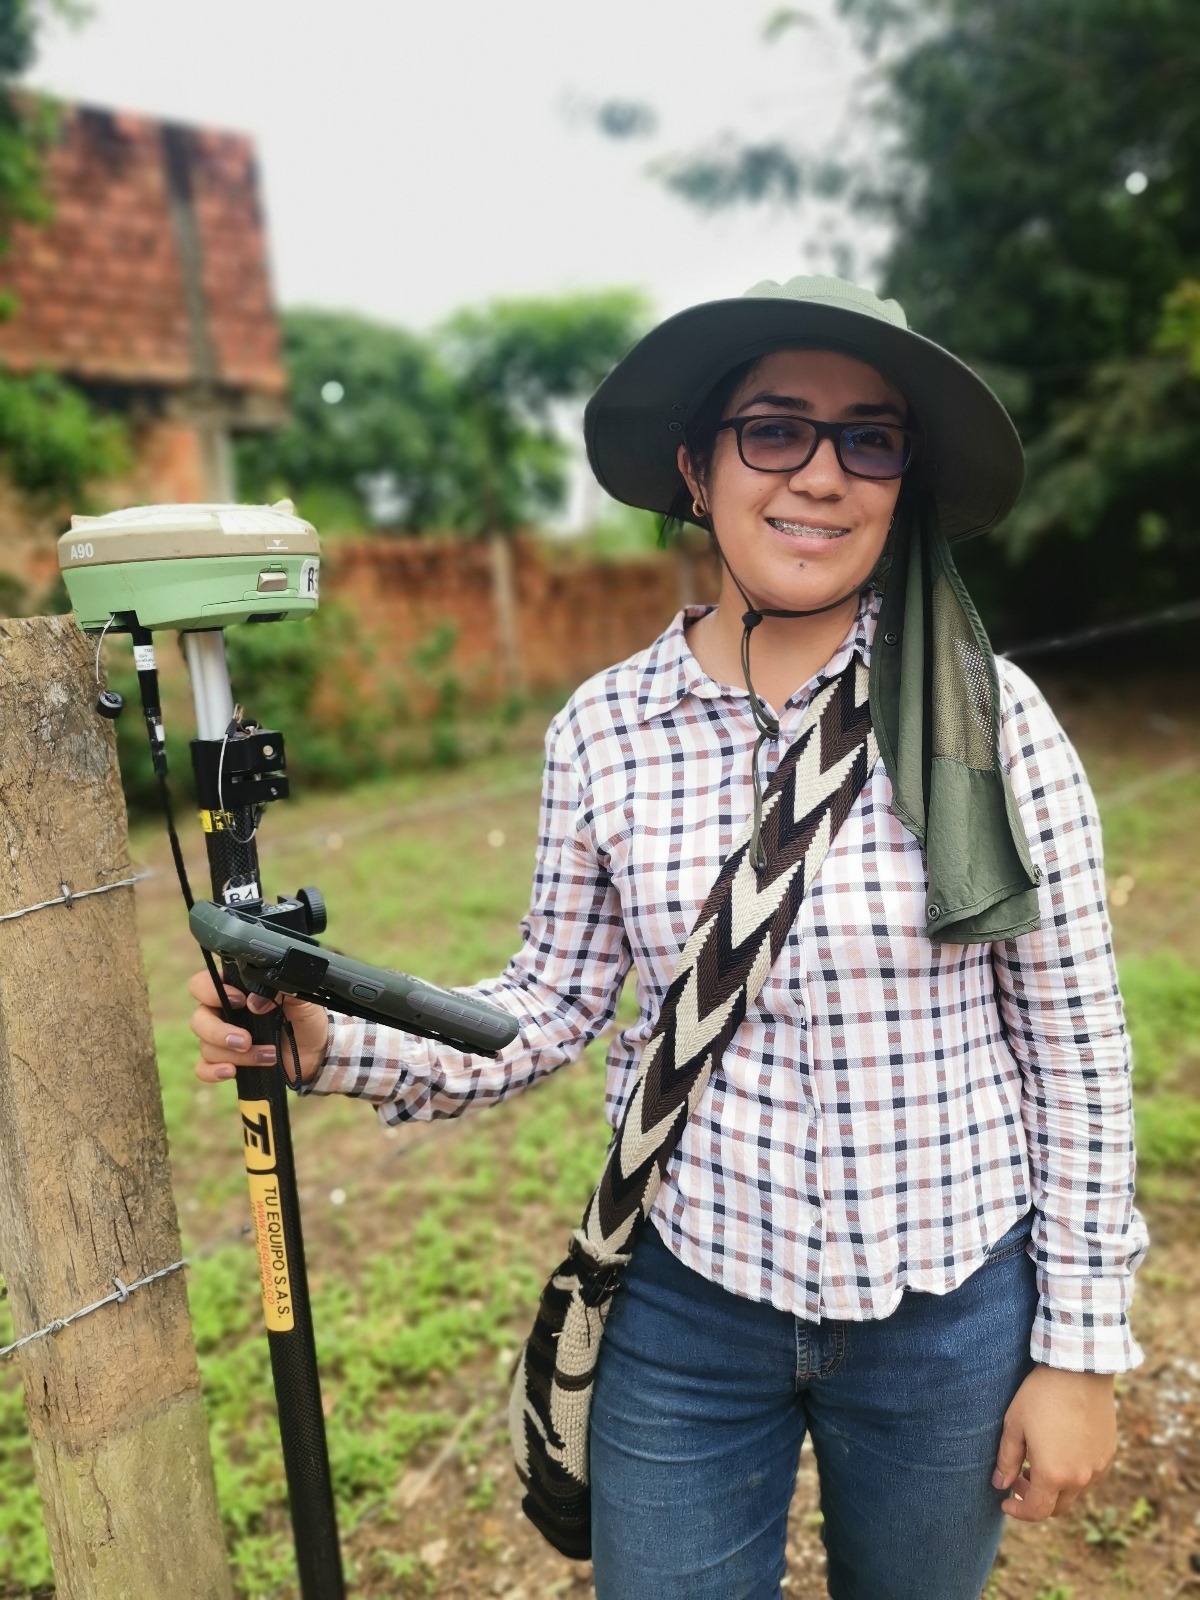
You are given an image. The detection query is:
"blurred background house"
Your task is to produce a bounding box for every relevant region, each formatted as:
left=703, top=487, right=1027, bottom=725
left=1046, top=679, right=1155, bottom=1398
left=0, top=100, right=285, bottom=598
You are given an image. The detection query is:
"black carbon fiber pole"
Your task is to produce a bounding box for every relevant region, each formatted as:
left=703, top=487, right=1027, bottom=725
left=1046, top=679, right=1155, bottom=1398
left=182, top=629, right=345, bottom=1600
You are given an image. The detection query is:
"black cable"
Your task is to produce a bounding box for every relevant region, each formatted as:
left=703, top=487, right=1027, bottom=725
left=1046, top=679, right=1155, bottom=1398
left=139, top=661, right=241, bottom=1032
left=276, top=1009, right=312, bottom=1097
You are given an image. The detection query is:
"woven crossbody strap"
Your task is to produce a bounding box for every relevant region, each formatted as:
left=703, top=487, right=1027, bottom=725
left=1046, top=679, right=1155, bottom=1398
left=511, top=655, right=877, bottom=1558
left=574, top=655, right=876, bottom=1268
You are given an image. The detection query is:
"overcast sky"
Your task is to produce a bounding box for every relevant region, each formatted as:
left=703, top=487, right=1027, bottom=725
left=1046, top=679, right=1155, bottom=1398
left=29, top=0, right=887, bottom=332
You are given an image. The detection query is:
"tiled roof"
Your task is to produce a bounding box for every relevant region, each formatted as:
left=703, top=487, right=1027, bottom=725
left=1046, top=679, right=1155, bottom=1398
left=0, top=102, right=286, bottom=405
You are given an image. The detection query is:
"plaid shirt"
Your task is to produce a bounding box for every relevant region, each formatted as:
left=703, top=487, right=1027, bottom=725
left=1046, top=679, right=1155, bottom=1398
left=316, top=592, right=1147, bottom=1372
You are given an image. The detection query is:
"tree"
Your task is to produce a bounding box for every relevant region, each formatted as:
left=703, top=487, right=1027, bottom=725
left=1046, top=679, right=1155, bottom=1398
left=435, top=289, right=646, bottom=687
left=234, top=309, right=462, bottom=532
left=238, top=292, right=647, bottom=687
left=238, top=292, right=645, bottom=532
left=651, top=0, right=1200, bottom=635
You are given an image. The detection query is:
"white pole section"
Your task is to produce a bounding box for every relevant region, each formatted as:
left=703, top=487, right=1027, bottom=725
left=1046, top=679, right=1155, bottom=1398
left=182, top=629, right=236, bottom=740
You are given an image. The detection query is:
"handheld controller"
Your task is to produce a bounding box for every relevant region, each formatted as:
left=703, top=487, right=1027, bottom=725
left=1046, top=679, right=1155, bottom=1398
left=189, top=900, right=518, bottom=1055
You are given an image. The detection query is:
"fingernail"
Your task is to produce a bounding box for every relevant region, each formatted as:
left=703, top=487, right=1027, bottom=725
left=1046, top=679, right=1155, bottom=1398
left=254, top=1047, right=277, bottom=1065
left=215, top=1065, right=236, bottom=1081
left=225, top=1032, right=250, bottom=1051
left=247, top=995, right=273, bottom=1013
left=224, top=990, right=247, bottom=1008
left=992, top=1470, right=1005, bottom=1489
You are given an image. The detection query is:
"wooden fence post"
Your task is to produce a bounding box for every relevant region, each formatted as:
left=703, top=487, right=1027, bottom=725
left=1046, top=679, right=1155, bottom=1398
left=0, top=615, right=234, bottom=1600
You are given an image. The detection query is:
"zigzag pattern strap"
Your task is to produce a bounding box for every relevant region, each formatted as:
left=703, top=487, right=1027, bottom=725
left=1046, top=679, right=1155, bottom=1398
left=577, top=657, right=876, bottom=1263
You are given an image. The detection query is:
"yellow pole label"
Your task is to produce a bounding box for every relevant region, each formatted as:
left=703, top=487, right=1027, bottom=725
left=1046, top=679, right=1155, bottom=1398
left=238, top=1097, right=294, bottom=1332
left=246, top=1172, right=295, bottom=1332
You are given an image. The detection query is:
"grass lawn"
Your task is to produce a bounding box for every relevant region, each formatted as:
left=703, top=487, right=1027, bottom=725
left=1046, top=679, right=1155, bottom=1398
left=1, top=672, right=1197, bottom=1598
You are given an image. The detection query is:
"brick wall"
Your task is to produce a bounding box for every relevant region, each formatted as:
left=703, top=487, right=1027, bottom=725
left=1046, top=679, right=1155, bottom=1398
left=324, top=535, right=719, bottom=704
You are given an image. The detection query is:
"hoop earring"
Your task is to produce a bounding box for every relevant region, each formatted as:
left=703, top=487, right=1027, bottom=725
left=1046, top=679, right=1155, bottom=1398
left=693, top=498, right=708, bottom=521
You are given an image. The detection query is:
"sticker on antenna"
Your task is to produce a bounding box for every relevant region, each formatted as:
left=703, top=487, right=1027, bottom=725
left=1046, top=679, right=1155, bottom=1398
left=219, top=509, right=300, bottom=535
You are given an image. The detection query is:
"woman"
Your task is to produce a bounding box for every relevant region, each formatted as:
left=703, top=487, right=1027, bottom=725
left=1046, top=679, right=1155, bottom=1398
left=188, top=277, right=1147, bottom=1600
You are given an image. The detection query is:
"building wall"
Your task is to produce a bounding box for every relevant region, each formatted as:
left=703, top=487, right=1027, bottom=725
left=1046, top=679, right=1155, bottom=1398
left=325, top=535, right=719, bottom=703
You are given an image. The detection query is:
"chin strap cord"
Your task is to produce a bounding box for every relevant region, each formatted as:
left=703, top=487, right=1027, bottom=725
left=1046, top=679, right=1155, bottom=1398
left=708, top=533, right=865, bottom=874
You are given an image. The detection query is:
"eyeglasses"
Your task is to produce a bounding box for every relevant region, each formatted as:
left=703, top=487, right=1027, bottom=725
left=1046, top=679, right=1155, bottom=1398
left=715, top=414, right=916, bottom=480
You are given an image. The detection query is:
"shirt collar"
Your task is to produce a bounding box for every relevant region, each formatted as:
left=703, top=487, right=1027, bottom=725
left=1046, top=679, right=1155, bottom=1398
left=637, top=587, right=881, bottom=724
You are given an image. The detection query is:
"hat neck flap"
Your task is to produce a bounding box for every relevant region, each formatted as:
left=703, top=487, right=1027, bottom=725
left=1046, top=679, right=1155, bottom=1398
left=869, top=497, right=1043, bottom=944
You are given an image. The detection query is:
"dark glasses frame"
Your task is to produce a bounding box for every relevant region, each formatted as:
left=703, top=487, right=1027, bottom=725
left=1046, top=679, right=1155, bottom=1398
left=715, top=413, right=918, bottom=481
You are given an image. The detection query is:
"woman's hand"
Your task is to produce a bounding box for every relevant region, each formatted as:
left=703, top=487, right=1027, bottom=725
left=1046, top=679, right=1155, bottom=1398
left=188, top=970, right=330, bottom=1089
left=993, top=1365, right=1117, bottom=1520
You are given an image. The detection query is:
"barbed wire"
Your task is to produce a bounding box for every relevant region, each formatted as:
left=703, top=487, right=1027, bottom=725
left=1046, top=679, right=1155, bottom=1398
left=1000, top=597, right=1200, bottom=661
left=0, top=869, right=154, bottom=924
left=0, top=1222, right=253, bottom=1364
left=0, top=1104, right=458, bottom=1366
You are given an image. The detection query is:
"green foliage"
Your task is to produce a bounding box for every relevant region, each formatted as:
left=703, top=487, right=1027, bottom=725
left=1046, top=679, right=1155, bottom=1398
left=440, top=287, right=647, bottom=538
left=1082, top=1499, right=1156, bottom=1553
left=0, top=367, right=128, bottom=494
left=0, top=565, right=26, bottom=615
left=1120, top=953, right=1200, bottom=1181
left=409, top=620, right=463, bottom=768
left=234, top=309, right=461, bottom=532
left=237, top=291, right=647, bottom=538
left=0, top=5, right=132, bottom=509
left=223, top=602, right=387, bottom=788
left=658, top=0, right=1200, bottom=635
left=0, top=3, right=53, bottom=244
left=556, top=497, right=661, bottom=560
left=657, top=139, right=809, bottom=210
left=1120, top=953, right=1200, bottom=1090
left=1157, top=278, right=1200, bottom=377
left=0, top=1329, right=54, bottom=1591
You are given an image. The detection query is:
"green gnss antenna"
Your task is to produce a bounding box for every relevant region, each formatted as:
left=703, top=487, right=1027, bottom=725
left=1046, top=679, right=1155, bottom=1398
left=57, top=502, right=516, bottom=1600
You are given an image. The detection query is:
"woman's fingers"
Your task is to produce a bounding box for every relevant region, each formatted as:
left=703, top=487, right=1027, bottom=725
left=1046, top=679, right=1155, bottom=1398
left=191, top=1000, right=257, bottom=1054
left=1001, top=1470, right=1057, bottom=1521
left=197, top=1038, right=278, bottom=1067
left=192, top=1013, right=278, bottom=1083
left=189, top=969, right=263, bottom=1082
left=187, top=968, right=330, bottom=1087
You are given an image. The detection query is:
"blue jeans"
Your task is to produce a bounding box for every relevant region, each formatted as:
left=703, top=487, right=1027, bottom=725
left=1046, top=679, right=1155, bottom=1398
left=590, top=1213, right=1036, bottom=1600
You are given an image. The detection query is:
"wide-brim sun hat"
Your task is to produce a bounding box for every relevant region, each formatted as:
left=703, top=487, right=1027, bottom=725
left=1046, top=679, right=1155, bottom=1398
left=584, top=275, right=1024, bottom=543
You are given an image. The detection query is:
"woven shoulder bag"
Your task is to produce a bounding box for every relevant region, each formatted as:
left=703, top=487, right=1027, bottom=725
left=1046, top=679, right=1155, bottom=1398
left=507, top=656, right=877, bottom=1558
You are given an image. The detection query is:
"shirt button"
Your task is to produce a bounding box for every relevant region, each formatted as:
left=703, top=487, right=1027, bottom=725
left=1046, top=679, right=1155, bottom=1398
left=883, top=630, right=899, bottom=645
left=927, top=903, right=942, bottom=921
